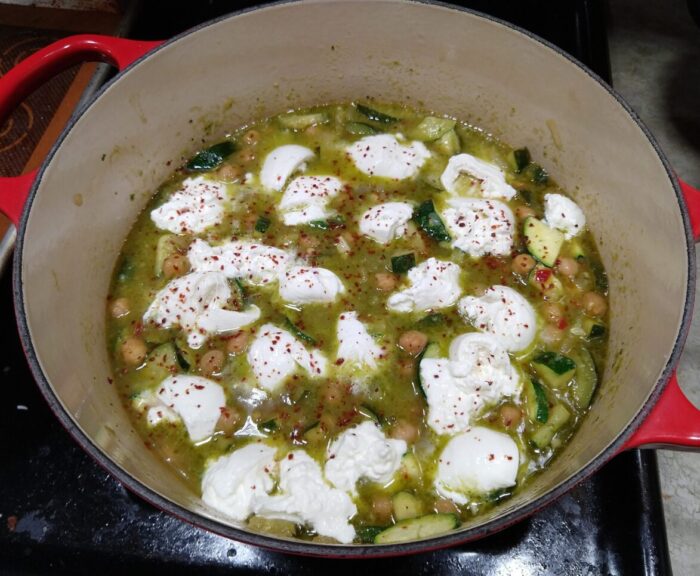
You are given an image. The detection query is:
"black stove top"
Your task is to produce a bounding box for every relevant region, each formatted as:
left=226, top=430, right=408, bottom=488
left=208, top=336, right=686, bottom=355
left=0, top=2, right=672, bottom=574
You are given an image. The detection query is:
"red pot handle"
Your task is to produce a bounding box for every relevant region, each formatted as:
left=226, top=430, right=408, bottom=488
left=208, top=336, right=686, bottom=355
left=624, top=178, right=700, bottom=449
left=0, top=35, right=162, bottom=226
left=624, top=373, right=700, bottom=450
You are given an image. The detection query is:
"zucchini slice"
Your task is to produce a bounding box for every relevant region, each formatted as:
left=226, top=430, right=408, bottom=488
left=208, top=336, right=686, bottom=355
left=392, top=491, right=423, bottom=521
left=532, top=352, right=576, bottom=389
left=530, top=404, right=571, bottom=449
left=526, top=378, right=549, bottom=423
left=391, top=253, right=416, bottom=274
left=139, top=342, right=179, bottom=385
left=374, top=514, right=459, bottom=544
left=571, top=347, right=598, bottom=409
left=411, top=117, right=456, bottom=142
left=277, top=111, right=329, bottom=130
left=523, top=217, right=564, bottom=267
left=529, top=264, right=564, bottom=299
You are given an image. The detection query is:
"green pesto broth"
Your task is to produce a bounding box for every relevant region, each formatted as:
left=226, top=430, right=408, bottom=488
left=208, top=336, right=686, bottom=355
left=107, top=102, right=609, bottom=543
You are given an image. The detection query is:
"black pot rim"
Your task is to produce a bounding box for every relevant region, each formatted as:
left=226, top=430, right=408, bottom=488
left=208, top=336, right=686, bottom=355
left=11, top=0, right=697, bottom=559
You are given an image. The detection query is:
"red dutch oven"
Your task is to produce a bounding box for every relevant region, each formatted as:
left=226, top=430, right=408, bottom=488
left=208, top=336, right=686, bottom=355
left=0, top=0, right=698, bottom=558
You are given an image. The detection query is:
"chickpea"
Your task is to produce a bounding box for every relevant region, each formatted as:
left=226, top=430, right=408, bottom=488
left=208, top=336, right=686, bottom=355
left=542, top=302, right=564, bottom=325
left=434, top=498, right=459, bottom=514
left=375, top=272, right=398, bottom=292
left=515, top=205, right=537, bottom=220
left=540, top=324, right=564, bottom=346
left=199, top=349, right=225, bottom=376
left=557, top=257, right=579, bottom=278
left=110, top=297, right=130, bottom=318
left=499, top=405, right=522, bottom=429
left=242, top=129, right=260, bottom=146
left=121, top=336, right=147, bottom=366
left=162, top=254, right=189, bottom=278
left=216, top=407, right=241, bottom=435
left=582, top=292, right=607, bottom=317
left=226, top=331, right=249, bottom=354
left=511, top=253, right=536, bottom=275
left=216, top=163, right=243, bottom=182
left=390, top=419, right=420, bottom=443
left=371, top=494, right=393, bottom=523
left=398, top=330, right=428, bottom=356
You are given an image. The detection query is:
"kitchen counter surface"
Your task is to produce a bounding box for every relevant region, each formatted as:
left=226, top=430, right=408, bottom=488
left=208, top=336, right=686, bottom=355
left=609, top=1, right=700, bottom=574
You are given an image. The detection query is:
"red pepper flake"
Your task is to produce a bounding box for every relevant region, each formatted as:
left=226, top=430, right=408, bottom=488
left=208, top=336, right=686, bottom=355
left=335, top=358, right=345, bottom=366
left=535, top=268, right=552, bottom=283
left=558, top=317, right=568, bottom=330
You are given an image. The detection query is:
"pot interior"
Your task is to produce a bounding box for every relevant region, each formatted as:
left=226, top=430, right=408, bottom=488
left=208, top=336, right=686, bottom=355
left=17, top=0, right=691, bottom=548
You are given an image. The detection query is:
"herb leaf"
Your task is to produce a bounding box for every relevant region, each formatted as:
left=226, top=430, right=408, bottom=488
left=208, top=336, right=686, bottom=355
left=284, top=317, right=316, bottom=345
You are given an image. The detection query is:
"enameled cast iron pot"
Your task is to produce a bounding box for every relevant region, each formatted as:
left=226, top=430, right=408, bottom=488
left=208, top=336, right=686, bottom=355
left=0, top=0, right=699, bottom=558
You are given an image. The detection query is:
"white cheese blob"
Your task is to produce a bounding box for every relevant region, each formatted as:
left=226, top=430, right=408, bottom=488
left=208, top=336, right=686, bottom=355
left=201, top=443, right=277, bottom=521
left=458, top=285, right=537, bottom=352
left=434, top=427, right=519, bottom=504
left=544, top=193, right=586, bottom=239
left=278, top=266, right=345, bottom=305
left=142, top=271, right=261, bottom=349
left=132, top=389, right=179, bottom=427
left=358, top=201, right=414, bottom=244
left=346, top=134, right=430, bottom=180
left=279, top=175, right=343, bottom=225
left=260, top=144, right=315, bottom=191
left=254, top=450, right=357, bottom=544
left=421, top=333, right=519, bottom=435
left=387, top=257, right=462, bottom=313
left=188, top=239, right=294, bottom=286
left=150, top=176, right=227, bottom=235
left=151, top=375, right=226, bottom=442
left=247, top=323, right=327, bottom=392
left=441, top=198, right=514, bottom=258
left=336, top=311, right=384, bottom=369
left=440, top=153, right=516, bottom=200
left=325, top=421, right=407, bottom=494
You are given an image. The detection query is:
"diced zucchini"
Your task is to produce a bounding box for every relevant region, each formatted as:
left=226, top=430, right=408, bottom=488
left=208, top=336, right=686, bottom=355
left=433, top=129, right=460, bottom=156
left=582, top=318, right=606, bottom=340
left=569, top=238, right=586, bottom=260
left=138, top=343, right=179, bottom=384
left=277, top=111, right=329, bottom=130
left=116, top=257, right=135, bottom=283
left=523, top=217, right=564, bottom=267
left=413, top=200, right=451, bottom=243
left=411, top=117, right=456, bottom=141
left=356, top=104, right=397, bottom=124
left=510, top=147, right=531, bottom=173
left=571, top=347, right=598, bottom=409
left=532, top=352, right=576, bottom=389
left=393, top=491, right=423, bottom=521
left=400, top=453, right=422, bottom=482
left=391, top=253, right=416, bottom=274
left=345, top=122, right=379, bottom=136
left=374, top=514, right=459, bottom=544
left=423, top=343, right=441, bottom=359
left=525, top=378, right=549, bottom=423
left=530, top=404, right=571, bottom=449
left=526, top=163, right=549, bottom=185
left=529, top=264, right=563, bottom=299
left=303, top=422, right=326, bottom=444
left=356, top=526, right=385, bottom=544
left=186, top=141, right=236, bottom=172
left=254, top=216, right=271, bottom=233
left=309, top=215, right=345, bottom=230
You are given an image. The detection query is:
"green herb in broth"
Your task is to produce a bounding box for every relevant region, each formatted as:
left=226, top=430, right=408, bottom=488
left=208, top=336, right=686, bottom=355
left=106, top=102, right=608, bottom=544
